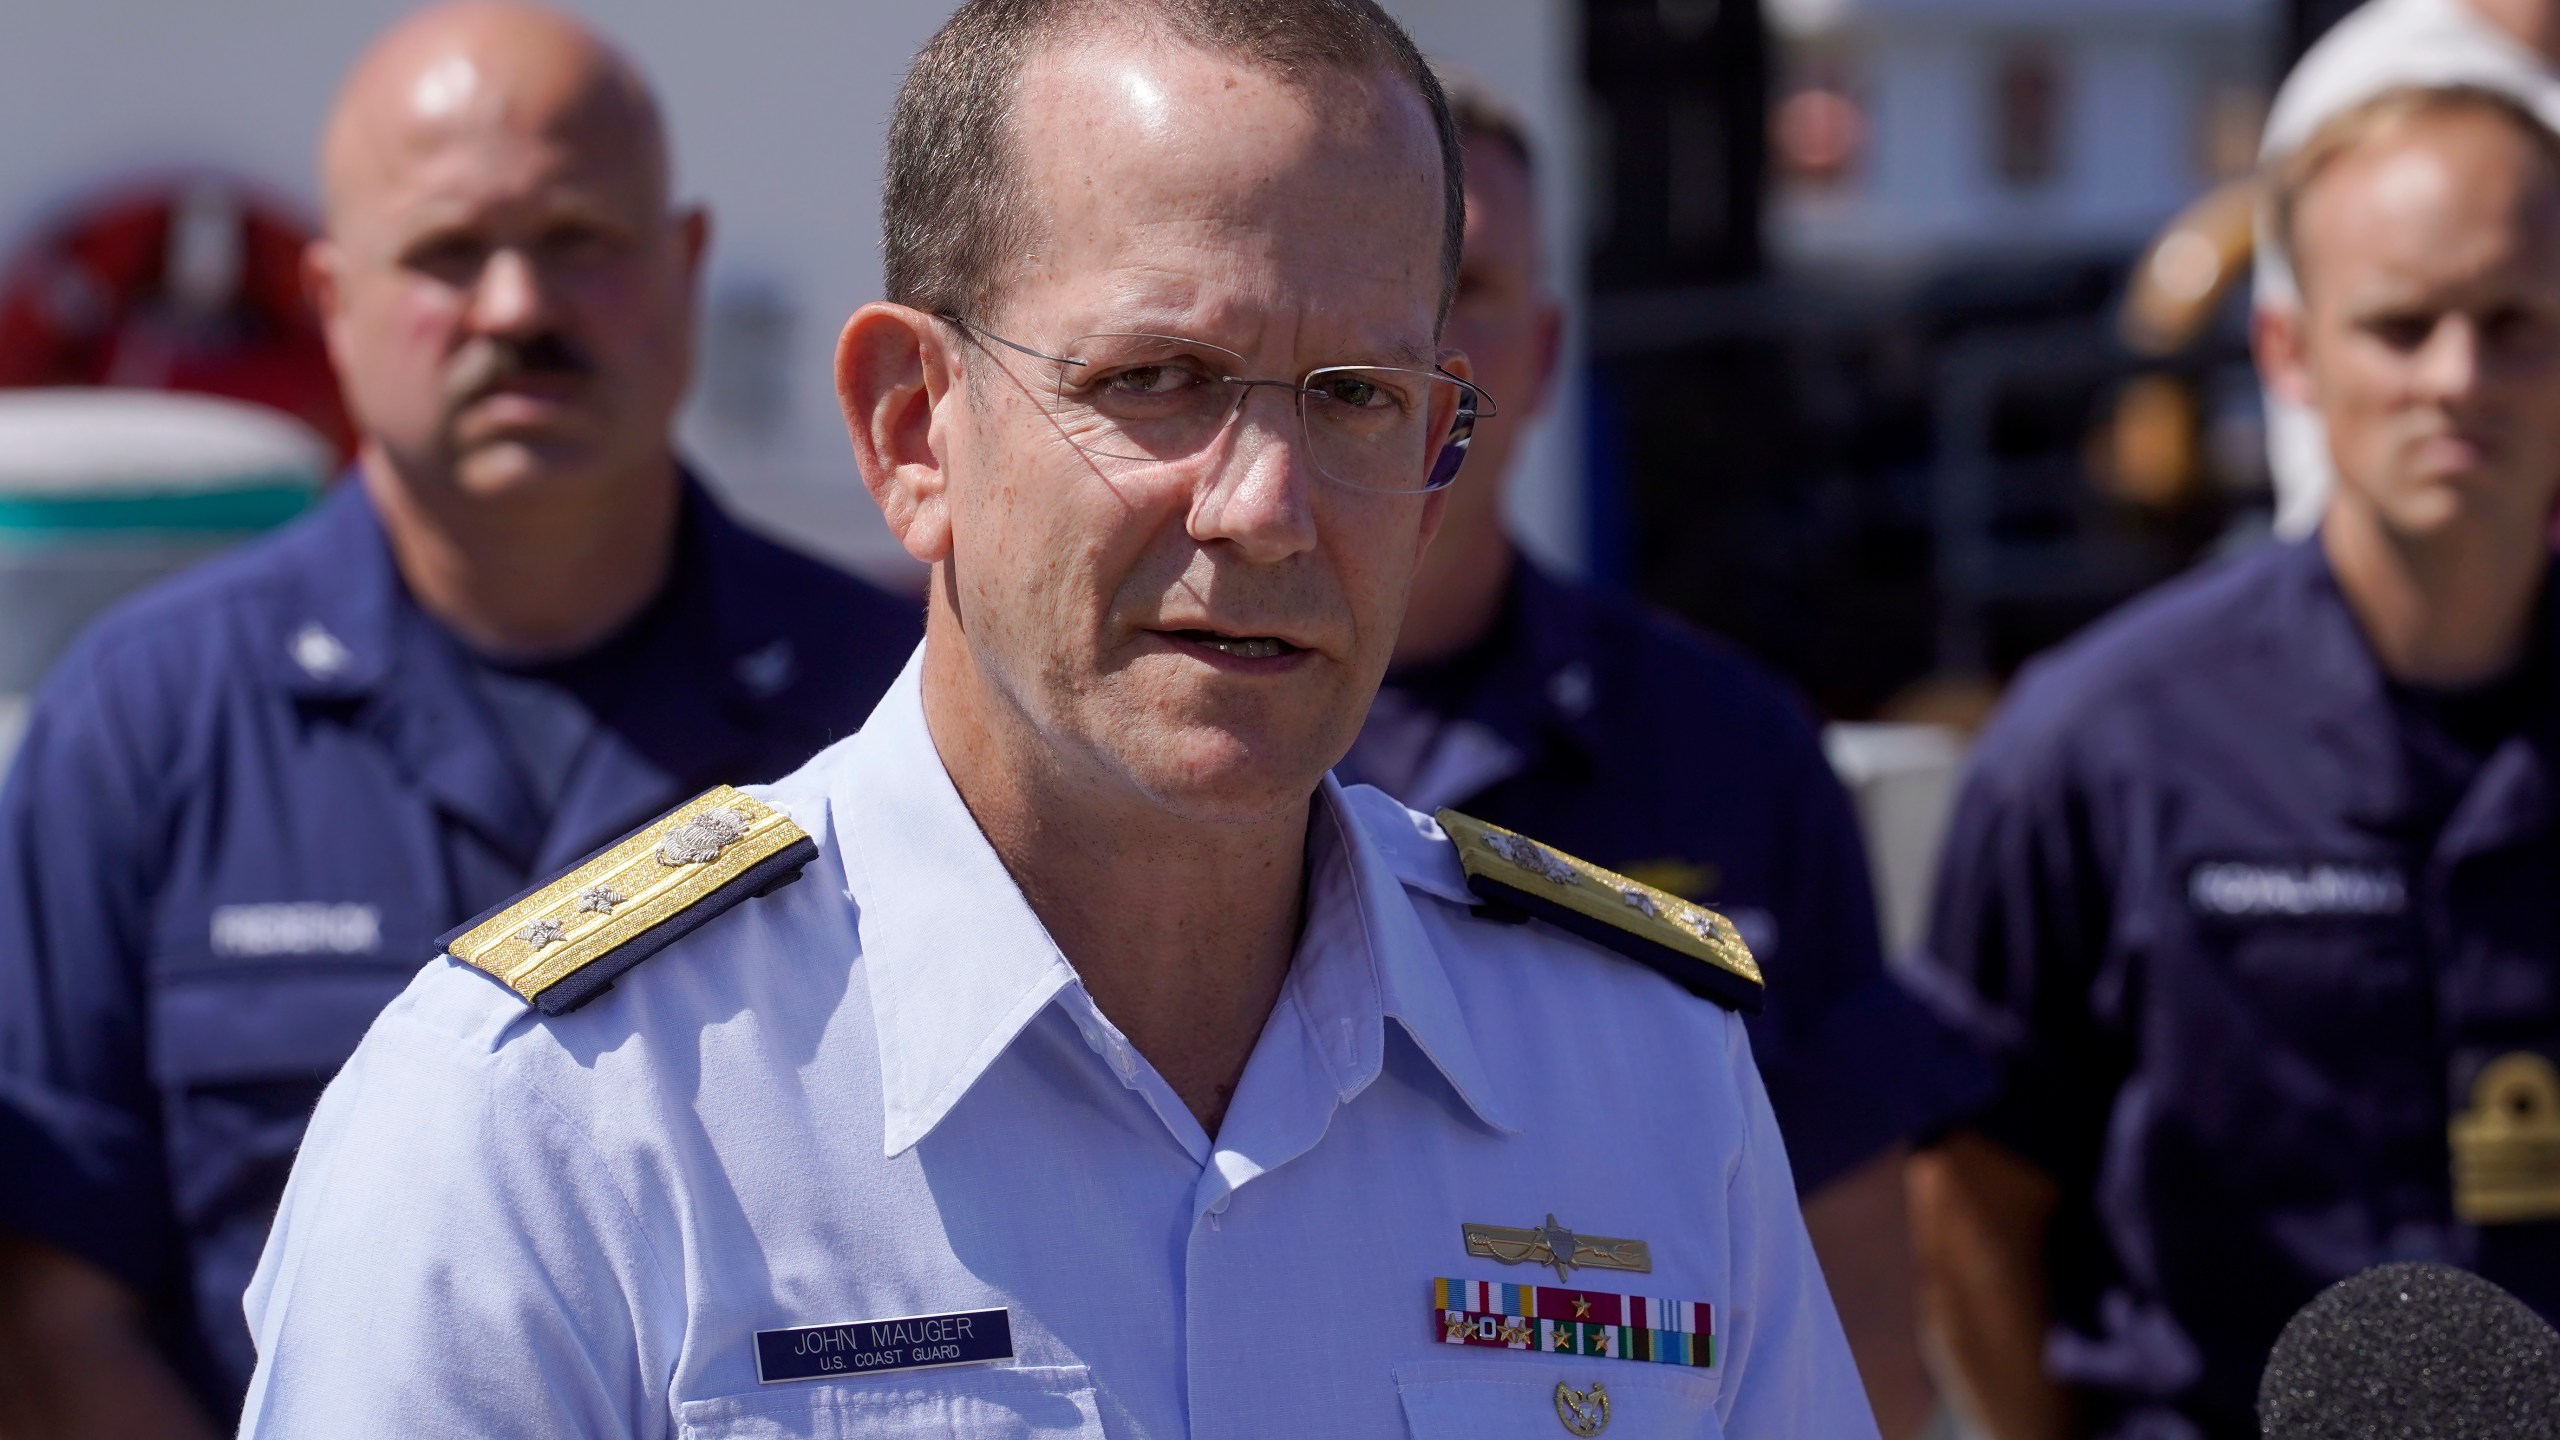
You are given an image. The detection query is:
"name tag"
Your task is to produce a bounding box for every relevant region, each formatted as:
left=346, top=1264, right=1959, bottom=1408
left=2188, top=861, right=2407, bottom=919
left=210, top=903, right=382, bottom=957
left=755, top=1308, right=1013, bottom=1384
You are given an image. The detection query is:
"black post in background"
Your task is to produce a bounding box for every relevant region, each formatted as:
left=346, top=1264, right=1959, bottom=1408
left=2284, top=0, right=2367, bottom=72
left=1583, top=0, right=1767, bottom=291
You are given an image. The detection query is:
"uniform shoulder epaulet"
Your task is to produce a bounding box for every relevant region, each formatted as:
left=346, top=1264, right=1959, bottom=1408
left=1435, top=808, right=1764, bottom=1014
left=439, top=785, right=817, bottom=1016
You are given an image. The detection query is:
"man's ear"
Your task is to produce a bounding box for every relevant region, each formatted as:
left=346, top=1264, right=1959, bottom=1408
left=1524, top=294, right=1567, bottom=421
left=2255, top=301, right=2316, bottom=408
left=674, top=205, right=712, bottom=286
left=303, top=239, right=351, bottom=382
left=839, top=303, right=957, bottom=564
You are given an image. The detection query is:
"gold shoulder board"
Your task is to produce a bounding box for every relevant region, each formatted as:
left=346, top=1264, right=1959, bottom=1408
left=440, top=785, right=816, bottom=1016
left=1436, top=808, right=1764, bottom=1014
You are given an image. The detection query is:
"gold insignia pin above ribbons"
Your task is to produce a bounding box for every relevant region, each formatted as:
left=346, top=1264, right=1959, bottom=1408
left=1465, top=1214, right=1653, bottom=1281
left=443, top=785, right=814, bottom=1016
left=2452, top=1052, right=2560, bottom=1225
left=1437, top=809, right=1763, bottom=1013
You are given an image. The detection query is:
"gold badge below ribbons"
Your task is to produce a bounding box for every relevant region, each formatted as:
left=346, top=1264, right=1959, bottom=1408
left=2451, top=1053, right=2560, bottom=1224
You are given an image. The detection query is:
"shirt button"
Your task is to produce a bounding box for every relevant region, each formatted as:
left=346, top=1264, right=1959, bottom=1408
left=1208, top=1195, right=1230, bottom=1216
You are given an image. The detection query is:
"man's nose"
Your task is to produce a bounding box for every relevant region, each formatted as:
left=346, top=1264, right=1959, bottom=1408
left=1188, top=385, right=1320, bottom=564
left=467, top=248, right=553, bottom=337
left=2415, top=318, right=2483, bottom=401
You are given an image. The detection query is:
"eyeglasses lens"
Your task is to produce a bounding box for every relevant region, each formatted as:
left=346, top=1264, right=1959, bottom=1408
left=1038, top=334, right=1475, bottom=493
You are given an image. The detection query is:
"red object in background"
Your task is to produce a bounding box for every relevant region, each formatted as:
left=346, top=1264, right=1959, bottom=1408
left=0, top=178, right=354, bottom=462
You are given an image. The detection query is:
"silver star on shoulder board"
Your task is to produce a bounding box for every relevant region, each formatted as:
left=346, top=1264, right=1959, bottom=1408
left=515, top=917, right=568, bottom=949
left=575, top=885, right=626, bottom=914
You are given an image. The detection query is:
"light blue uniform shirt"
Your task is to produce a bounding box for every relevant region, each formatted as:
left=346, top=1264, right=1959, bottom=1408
left=239, top=653, right=1875, bottom=1438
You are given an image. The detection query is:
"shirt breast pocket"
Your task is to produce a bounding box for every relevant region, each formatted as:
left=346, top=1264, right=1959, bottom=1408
left=147, top=965, right=415, bottom=1220
left=1394, top=1358, right=1722, bottom=1439
left=673, top=1364, right=1108, bottom=1439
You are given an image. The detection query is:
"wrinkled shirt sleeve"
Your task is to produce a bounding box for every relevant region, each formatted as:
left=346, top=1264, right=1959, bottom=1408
left=1751, top=735, right=1992, bottom=1192
left=0, top=640, right=173, bottom=1294
left=1716, top=1014, right=1885, bottom=1440
left=237, top=1003, right=681, bottom=1439
left=1904, top=718, right=2118, bottom=1183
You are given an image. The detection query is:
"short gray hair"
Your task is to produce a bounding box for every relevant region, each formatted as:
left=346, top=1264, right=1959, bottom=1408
left=882, top=0, right=1463, bottom=324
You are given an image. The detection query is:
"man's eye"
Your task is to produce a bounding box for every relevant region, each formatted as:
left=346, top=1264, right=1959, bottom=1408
left=1097, top=364, right=1200, bottom=398
left=542, top=225, right=618, bottom=262
left=2482, top=307, right=2554, bottom=351
left=404, top=237, right=486, bottom=282
left=2367, top=316, right=2434, bottom=352
left=1317, top=374, right=1397, bottom=411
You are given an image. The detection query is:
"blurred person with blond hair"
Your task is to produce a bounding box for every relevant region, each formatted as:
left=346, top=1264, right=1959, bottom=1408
left=1339, top=68, right=1981, bottom=1439
left=0, top=4, right=915, bottom=1432
left=1913, top=84, right=2560, bottom=1439
left=2259, top=0, right=2560, bottom=536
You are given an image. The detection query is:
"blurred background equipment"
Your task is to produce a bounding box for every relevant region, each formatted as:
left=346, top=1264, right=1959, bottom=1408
left=0, top=388, right=327, bottom=764
left=0, top=177, right=351, bottom=458
left=1584, top=0, right=2283, bottom=717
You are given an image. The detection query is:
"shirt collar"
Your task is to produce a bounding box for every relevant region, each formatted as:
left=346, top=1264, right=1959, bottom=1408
left=263, top=464, right=776, bottom=709
left=262, top=480, right=402, bottom=699
left=840, top=655, right=1521, bottom=1157
left=837, top=651, right=1081, bottom=1158
left=1309, top=777, right=1522, bottom=1135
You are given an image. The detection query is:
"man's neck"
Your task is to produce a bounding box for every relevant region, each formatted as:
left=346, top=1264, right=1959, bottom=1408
left=919, top=622, right=1307, bottom=1135
left=1393, top=527, right=1515, bottom=667
left=2464, top=0, right=2560, bottom=65
left=363, top=450, right=683, bottom=662
left=2324, top=501, right=2548, bottom=689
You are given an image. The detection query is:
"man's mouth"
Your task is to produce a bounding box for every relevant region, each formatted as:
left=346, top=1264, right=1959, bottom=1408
left=1167, top=629, right=1301, bottom=660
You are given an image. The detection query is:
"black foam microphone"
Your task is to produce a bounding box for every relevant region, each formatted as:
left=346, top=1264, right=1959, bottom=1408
left=2259, top=1261, right=2560, bottom=1439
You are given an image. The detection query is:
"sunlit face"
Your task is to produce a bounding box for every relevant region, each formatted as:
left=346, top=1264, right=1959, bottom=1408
left=2272, top=111, right=2560, bottom=543
left=936, top=38, right=1458, bottom=822
left=314, top=56, right=702, bottom=504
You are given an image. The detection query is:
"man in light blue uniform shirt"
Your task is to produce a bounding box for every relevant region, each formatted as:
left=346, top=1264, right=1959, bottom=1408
left=238, top=1, right=1875, bottom=1434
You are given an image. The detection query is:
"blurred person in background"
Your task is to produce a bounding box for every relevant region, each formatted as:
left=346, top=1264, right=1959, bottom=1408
left=1336, top=70, right=1980, bottom=1439
left=2259, top=0, right=2560, bottom=536
left=0, top=3, right=915, bottom=1433
left=1909, top=85, right=2560, bottom=1440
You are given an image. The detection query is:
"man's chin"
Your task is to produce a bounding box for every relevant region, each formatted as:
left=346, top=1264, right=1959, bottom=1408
left=449, top=435, right=615, bottom=499
left=1108, top=720, right=1343, bottom=826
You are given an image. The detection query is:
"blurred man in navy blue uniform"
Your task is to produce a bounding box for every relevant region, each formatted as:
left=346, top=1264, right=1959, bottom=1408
left=0, top=5, right=914, bottom=1433
left=1907, top=86, right=2560, bottom=1440
left=1337, top=74, right=1979, bottom=1437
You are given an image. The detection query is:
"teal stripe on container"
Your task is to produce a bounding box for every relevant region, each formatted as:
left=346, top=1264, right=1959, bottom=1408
left=0, top=479, right=316, bottom=535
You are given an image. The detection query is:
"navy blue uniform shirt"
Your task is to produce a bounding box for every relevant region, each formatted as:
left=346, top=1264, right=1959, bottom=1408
left=0, top=473, right=917, bottom=1420
left=1342, top=556, right=1988, bottom=1194
left=1911, top=536, right=2560, bottom=1439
